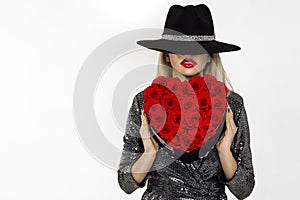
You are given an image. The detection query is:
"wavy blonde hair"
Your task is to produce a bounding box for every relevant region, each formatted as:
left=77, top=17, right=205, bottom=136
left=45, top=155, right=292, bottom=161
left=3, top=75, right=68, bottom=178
left=156, top=51, right=234, bottom=96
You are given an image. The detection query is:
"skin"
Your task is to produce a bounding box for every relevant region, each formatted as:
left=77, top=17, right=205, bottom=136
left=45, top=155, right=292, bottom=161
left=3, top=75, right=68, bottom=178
left=165, top=53, right=211, bottom=81
left=131, top=53, right=238, bottom=184
left=131, top=110, right=159, bottom=184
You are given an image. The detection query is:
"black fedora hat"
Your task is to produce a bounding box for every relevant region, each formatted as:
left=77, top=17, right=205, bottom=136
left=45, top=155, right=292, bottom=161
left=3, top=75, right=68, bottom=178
left=136, top=4, right=241, bottom=55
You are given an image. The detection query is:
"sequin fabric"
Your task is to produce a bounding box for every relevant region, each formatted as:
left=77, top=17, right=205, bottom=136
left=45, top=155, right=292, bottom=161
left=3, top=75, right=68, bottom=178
left=117, top=90, right=255, bottom=200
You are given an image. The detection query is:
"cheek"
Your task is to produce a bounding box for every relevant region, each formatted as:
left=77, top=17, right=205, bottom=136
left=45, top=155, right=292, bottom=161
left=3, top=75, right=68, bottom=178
left=170, top=56, right=180, bottom=63
left=169, top=57, right=181, bottom=68
left=196, top=57, right=208, bottom=65
left=196, top=59, right=208, bottom=69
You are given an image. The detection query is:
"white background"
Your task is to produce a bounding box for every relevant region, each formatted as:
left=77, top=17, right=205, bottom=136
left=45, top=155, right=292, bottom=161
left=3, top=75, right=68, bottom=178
left=1, top=0, right=300, bottom=199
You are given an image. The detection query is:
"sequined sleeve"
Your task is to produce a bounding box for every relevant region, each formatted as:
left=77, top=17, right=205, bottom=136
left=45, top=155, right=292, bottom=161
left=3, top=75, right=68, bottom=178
left=219, top=94, right=255, bottom=199
left=117, top=93, right=149, bottom=194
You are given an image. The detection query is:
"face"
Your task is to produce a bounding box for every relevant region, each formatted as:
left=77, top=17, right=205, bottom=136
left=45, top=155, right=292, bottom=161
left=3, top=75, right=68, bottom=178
left=165, top=53, right=211, bottom=77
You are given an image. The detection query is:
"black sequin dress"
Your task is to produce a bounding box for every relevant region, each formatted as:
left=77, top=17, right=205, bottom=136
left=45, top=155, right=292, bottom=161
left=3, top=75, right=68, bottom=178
left=118, top=90, right=255, bottom=200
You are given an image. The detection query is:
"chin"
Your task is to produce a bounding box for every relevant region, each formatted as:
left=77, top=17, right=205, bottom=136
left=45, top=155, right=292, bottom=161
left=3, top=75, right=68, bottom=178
left=181, top=70, right=200, bottom=77
left=186, top=73, right=200, bottom=77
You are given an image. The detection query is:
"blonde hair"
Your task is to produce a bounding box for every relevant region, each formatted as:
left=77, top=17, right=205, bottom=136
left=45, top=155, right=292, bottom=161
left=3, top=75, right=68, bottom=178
left=156, top=52, right=234, bottom=96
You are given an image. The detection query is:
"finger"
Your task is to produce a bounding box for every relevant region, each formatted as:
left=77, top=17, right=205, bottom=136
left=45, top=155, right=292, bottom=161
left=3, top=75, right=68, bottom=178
left=141, top=115, right=152, bottom=139
left=150, top=137, right=159, bottom=149
left=141, top=112, right=149, bottom=127
left=220, top=130, right=225, bottom=140
left=228, top=105, right=232, bottom=114
left=227, top=109, right=234, bottom=131
left=229, top=117, right=237, bottom=131
left=227, top=115, right=237, bottom=139
left=140, top=110, right=144, bottom=121
left=225, top=107, right=231, bottom=132
left=141, top=109, right=145, bottom=118
left=140, top=127, right=151, bottom=139
left=228, top=106, right=237, bottom=131
left=226, top=106, right=234, bottom=125
left=216, top=136, right=222, bottom=147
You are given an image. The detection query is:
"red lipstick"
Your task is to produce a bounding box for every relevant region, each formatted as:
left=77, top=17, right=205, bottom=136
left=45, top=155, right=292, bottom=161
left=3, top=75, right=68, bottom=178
left=180, top=58, right=197, bottom=68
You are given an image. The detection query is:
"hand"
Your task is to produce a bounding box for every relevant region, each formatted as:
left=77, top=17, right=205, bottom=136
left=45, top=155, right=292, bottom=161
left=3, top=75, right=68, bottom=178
left=140, top=109, right=159, bottom=154
left=216, top=105, right=238, bottom=153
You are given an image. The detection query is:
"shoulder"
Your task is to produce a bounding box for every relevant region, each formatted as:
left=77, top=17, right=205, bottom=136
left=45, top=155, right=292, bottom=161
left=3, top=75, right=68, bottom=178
left=227, top=90, right=245, bottom=107
left=131, top=90, right=144, bottom=111
left=227, top=90, right=246, bottom=121
left=135, top=90, right=144, bottom=101
left=132, top=90, right=144, bottom=114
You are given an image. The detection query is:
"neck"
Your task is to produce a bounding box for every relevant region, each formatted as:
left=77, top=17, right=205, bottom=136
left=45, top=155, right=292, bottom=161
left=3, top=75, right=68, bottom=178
left=172, top=68, right=202, bottom=82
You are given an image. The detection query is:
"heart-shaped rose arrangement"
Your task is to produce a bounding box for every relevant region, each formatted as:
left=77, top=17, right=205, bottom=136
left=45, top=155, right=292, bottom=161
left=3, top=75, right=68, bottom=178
left=143, top=74, right=228, bottom=157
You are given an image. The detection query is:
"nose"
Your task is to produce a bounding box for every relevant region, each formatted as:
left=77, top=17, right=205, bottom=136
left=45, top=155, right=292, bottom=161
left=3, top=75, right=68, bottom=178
left=179, top=54, right=195, bottom=59
left=179, top=53, right=208, bottom=59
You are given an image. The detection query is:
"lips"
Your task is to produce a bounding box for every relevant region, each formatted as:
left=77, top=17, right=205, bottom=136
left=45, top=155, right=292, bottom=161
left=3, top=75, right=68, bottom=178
left=180, top=58, right=197, bottom=68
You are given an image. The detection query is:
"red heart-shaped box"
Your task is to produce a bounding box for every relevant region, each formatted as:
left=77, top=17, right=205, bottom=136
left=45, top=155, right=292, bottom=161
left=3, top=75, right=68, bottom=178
left=143, top=74, right=228, bottom=162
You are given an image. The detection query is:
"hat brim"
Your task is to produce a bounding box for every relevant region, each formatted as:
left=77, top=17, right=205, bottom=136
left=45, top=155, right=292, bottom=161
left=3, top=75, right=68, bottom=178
left=136, top=39, right=241, bottom=55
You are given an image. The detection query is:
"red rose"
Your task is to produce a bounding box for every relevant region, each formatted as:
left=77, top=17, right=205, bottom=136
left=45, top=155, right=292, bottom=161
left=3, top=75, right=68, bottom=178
left=143, top=99, right=160, bottom=118
left=187, top=135, right=201, bottom=152
left=203, top=74, right=217, bottom=89
left=189, top=75, right=208, bottom=93
left=158, top=122, right=177, bottom=143
left=210, top=108, right=223, bottom=127
left=198, top=118, right=210, bottom=135
left=166, top=77, right=182, bottom=96
left=168, top=130, right=181, bottom=149
left=210, top=81, right=227, bottom=97
left=211, top=95, right=227, bottom=110
left=167, top=109, right=181, bottom=127
left=181, top=81, right=194, bottom=97
left=186, top=127, right=200, bottom=151
left=144, top=84, right=162, bottom=101
left=183, top=110, right=201, bottom=129
left=207, top=127, right=217, bottom=137
left=152, top=76, right=169, bottom=91
left=196, top=126, right=206, bottom=142
left=179, top=128, right=194, bottom=151
left=162, top=93, right=179, bottom=112
left=148, top=105, right=167, bottom=131
left=197, top=90, right=211, bottom=109
left=179, top=127, right=201, bottom=152
left=200, top=108, right=212, bottom=122
left=188, top=75, right=202, bottom=91
left=143, top=74, right=226, bottom=152
left=182, top=95, right=199, bottom=112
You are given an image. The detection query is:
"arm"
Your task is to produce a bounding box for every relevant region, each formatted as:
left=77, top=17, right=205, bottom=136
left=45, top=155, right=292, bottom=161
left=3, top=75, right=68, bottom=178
left=218, top=102, right=255, bottom=200
left=117, top=93, right=154, bottom=194
left=218, top=149, right=238, bottom=181
left=131, top=150, right=157, bottom=184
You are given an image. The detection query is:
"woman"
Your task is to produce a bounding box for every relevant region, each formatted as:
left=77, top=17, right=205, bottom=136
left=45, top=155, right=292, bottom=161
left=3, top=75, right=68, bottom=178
left=118, top=4, right=255, bottom=200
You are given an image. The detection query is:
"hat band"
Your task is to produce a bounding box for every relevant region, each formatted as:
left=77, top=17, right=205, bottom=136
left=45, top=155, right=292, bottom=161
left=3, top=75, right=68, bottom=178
left=161, top=34, right=215, bottom=41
